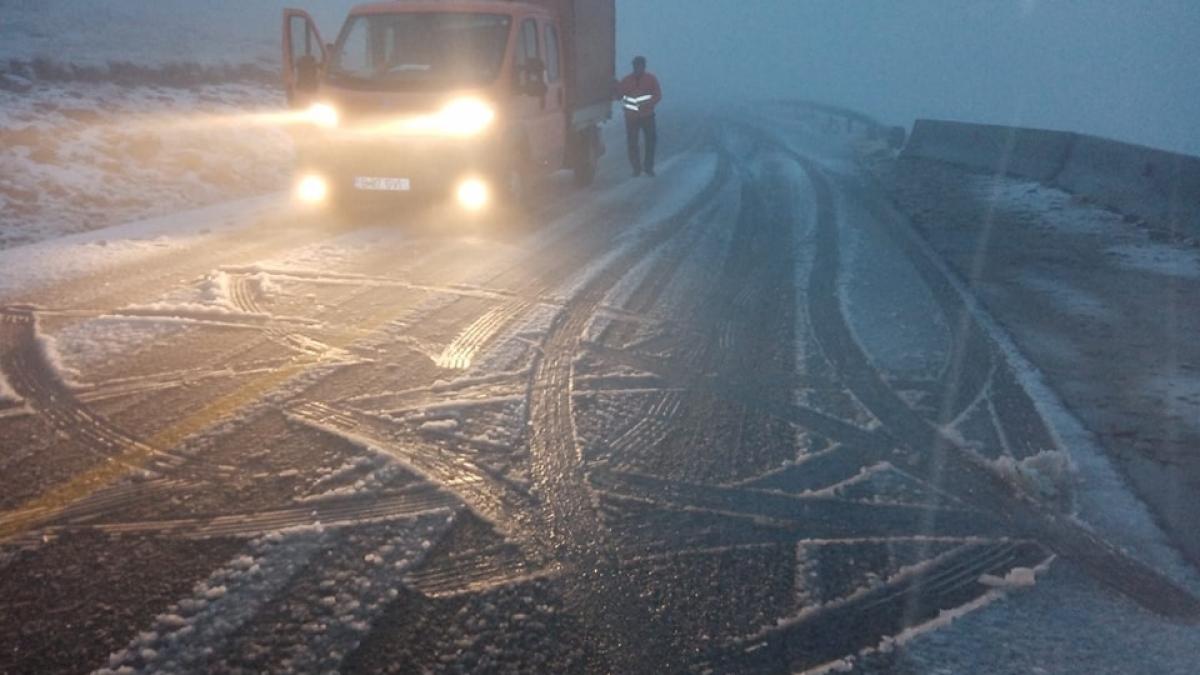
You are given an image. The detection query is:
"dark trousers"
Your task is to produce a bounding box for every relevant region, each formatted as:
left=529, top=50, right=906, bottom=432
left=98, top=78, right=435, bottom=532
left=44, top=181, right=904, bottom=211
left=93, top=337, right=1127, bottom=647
left=625, top=114, right=657, bottom=174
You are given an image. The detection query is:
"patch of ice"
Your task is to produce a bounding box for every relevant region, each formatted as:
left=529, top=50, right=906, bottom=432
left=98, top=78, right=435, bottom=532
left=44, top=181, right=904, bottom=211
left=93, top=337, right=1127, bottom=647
left=1145, top=370, right=1200, bottom=436
left=1018, top=271, right=1115, bottom=321
left=466, top=303, right=559, bottom=374
left=1106, top=242, right=1200, bottom=280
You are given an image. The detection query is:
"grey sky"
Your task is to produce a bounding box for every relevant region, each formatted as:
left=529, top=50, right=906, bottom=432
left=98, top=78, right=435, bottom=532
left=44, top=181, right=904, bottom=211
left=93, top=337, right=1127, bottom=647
left=617, top=0, right=1200, bottom=155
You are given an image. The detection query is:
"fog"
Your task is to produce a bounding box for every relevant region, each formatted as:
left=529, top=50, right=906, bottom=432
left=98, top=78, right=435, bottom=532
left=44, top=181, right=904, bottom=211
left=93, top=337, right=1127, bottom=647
left=618, top=0, right=1200, bottom=156
left=2, top=0, right=1196, bottom=156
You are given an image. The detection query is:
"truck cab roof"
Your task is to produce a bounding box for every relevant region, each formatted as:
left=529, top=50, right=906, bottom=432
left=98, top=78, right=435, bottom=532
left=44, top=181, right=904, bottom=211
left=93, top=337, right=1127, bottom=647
left=349, top=1, right=551, bottom=17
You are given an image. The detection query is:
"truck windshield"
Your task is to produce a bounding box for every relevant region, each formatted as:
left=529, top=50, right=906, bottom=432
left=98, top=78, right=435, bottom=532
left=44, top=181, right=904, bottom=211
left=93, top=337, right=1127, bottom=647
left=328, top=13, right=512, bottom=89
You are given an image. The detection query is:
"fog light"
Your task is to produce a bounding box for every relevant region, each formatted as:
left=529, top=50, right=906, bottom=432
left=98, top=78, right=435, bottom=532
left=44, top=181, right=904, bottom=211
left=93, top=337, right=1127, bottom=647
left=306, top=102, right=339, bottom=129
left=295, top=174, right=329, bottom=204
left=456, top=178, right=490, bottom=211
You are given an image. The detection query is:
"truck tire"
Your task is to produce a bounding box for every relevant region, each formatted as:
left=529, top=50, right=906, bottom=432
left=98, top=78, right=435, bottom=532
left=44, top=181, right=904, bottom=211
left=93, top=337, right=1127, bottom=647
left=329, top=185, right=370, bottom=225
left=493, top=160, right=522, bottom=203
left=572, top=128, right=598, bottom=187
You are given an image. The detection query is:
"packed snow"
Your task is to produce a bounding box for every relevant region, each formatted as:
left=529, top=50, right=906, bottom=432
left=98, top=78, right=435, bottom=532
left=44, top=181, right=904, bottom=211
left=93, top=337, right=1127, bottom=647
left=990, top=449, right=1074, bottom=501
left=0, top=194, right=281, bottom=301
left=122, top=271, right=268, bottom=319
left=50, top=314, right=189, bottom=380
left=978, top=566, right=1039, bottom=589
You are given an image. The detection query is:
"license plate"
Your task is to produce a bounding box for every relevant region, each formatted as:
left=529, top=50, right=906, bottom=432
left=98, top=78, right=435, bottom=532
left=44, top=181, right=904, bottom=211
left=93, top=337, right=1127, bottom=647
left=354, top=177, right=411, bottom=191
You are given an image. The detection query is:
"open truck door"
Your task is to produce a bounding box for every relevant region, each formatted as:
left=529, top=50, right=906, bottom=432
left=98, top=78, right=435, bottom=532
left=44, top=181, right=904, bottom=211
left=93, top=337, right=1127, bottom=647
left=282, top=9, right=327, bottom=108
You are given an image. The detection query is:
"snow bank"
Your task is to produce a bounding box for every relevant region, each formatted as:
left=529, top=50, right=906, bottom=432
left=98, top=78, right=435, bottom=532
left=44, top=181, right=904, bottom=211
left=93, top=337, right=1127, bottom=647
left=122, top=271, right=267, bottom=319
left=34, top=331, right=84, bottom=388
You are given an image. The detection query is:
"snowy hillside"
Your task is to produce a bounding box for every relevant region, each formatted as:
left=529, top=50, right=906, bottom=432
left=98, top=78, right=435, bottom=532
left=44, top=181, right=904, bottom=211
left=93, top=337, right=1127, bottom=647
left=0, top=1, right=360, bottom=74
left=0, top=82, right=296, bottom=248
left=0, top=1, right=363, bottom=248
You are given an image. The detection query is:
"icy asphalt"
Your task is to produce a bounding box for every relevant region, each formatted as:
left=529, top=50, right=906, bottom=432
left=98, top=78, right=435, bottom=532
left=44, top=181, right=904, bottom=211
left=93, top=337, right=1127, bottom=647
left=0, top=106, right=1198, bottom=674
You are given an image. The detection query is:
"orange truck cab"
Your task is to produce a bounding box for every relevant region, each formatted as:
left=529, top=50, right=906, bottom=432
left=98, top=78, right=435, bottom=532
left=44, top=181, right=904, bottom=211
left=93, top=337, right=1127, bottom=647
left=282, top=0, right=615, bottom=211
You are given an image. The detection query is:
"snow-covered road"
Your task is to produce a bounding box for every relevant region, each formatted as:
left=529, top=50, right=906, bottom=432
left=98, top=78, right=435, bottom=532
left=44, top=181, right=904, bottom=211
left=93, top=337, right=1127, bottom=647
left=0, top=107, right=1198, bottom=674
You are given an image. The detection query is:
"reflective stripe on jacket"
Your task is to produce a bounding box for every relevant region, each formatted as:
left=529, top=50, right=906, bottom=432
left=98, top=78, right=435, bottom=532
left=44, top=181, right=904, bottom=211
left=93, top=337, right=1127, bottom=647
left=618, top=72, right=662, bottom=119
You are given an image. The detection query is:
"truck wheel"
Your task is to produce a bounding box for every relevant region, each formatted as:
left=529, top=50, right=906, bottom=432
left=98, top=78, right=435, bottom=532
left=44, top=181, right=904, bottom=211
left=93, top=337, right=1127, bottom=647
left=328, top=185, right=362, bottom=224
left=495, top=147, right=532, bottom=209
left=572, top=130, right=597, bottom=187
left=498, top=164, right=528, bottom=207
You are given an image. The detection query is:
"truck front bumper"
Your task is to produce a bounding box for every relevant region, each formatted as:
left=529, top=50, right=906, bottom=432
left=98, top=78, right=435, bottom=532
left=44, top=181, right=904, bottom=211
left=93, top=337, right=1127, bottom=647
left=296, top=132, right=506, bottom=204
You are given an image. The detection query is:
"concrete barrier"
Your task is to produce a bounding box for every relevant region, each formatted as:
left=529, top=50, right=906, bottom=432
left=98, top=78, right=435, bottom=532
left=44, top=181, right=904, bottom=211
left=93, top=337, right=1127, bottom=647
left=779, top=99, right=886, bottom=132
left=903, top=119, right=1075, bottom=183
left=903, top=118, right=1200, bottom=237
left=1055, top=135, right=1200, bottom=236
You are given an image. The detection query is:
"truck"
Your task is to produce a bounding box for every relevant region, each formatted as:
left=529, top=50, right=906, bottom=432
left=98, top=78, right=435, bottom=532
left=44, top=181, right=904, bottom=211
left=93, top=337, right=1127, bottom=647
left=282, top=0, right=615, bottom=212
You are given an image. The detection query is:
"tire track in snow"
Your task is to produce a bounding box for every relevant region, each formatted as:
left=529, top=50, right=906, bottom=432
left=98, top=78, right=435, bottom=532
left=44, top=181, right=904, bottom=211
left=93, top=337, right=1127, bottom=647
left=115, top=139, right=729, bottom=673
left=701, top=540, right=1050, bottom=673
left=33, top=484, right=457, bottom=541
left=0, top=307, right=196, bottom=515
left=0, top=146, right=711, bottom=544
left=286, top=401, right=537, bottom=536
left=523, top=144, right=733, bottom=672
left=228, top=272, right=265, bottom=316
left=790, top=146, right=1200, bottom=626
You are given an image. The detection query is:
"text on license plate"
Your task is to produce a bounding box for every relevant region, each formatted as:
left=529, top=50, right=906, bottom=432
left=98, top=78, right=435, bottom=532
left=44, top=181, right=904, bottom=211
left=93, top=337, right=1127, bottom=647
left=354, top=177, right=411, bottom=191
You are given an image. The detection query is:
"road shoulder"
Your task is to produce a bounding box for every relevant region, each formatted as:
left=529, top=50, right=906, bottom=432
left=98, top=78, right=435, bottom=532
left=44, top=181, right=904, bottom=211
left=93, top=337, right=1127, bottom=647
left=862, top=147, right=1200, bottom=569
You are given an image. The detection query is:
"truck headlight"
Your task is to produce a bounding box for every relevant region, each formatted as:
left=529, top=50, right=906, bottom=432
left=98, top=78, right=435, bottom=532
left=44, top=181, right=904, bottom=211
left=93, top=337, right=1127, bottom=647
left=295, top=174, right=329, bottom=204
left=456, top=178, right=490, bottom=211
left=306, top=102, right=339, bottom=129
left=438, top=98, right=495, bottom=136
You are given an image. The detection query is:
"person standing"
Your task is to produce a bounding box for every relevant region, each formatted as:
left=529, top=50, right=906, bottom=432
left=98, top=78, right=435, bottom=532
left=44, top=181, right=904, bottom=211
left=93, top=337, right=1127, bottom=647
left=617, top=56, right=662, bottom=177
